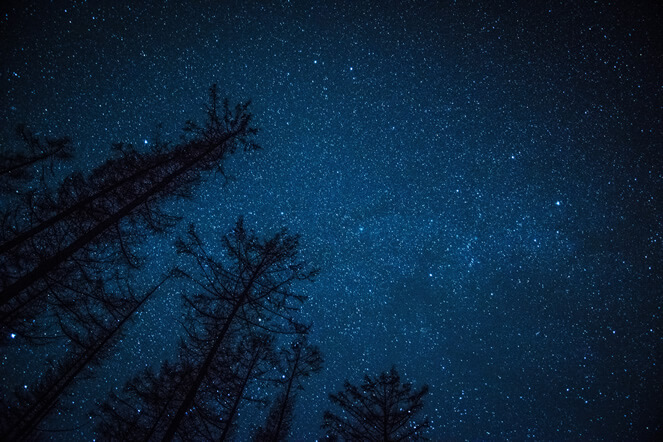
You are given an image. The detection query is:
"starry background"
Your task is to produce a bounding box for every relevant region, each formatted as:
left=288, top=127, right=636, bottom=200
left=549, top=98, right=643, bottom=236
left=1, top=0, right=662, bottom=440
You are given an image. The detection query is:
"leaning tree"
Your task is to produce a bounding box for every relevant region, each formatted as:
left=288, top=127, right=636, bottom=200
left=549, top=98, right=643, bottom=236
left=0, top=84, right=259, bottom=340
left=95, top=219, right=318, bottom=441
left=1, top=275, right=171, bottom=441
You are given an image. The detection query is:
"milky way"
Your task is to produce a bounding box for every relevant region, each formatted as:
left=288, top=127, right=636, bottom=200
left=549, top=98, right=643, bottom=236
left=1, top=1, right=661, bottom=439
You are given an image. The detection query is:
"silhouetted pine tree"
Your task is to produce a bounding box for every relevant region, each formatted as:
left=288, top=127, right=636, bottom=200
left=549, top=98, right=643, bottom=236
left=0, top=85, right=259, bottom=339
left=162, top=219, right=316, bottom=441
left=322, top=367, right=430, bottom=441
left=94, top=358, right=196, bottom=441
left=96, top=330, right=276, bottom=442
left=1, top=275, right=170, bottom=440
left=253, top=337, right=323, bottom=442
left=95, top=219, right=317, bottom=441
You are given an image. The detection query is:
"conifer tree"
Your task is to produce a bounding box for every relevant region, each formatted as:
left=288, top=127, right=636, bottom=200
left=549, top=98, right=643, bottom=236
left=0, top=85, right=259, bottom=338
left=95, top=219, right=317, bottom=441
left=322, top=367, right=430, bottom=441
left=1, top=275, right=170, bottom=440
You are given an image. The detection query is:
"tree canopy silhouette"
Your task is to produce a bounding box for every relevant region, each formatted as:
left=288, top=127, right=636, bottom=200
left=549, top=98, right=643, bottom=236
left=95, top=218, right=319, bottom=441
left=0, top=84, right=259, bottom=339
left=0, top=85, right=278, bottom=440
left=1, top=276, right=171, bottom=441
left=1, top=85, right=330, bottom=440
left=322, top=367, right=430, bottom=442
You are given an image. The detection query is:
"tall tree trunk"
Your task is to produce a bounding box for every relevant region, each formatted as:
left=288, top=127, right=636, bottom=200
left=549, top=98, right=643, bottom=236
left=5, top=277, right=168, bottom=440
left=161, top=281, right=252, bottom=442
left=0, top=150, right=172, bottom=255
left=0, top=132, right=236, bottom=308
left=271, top=350, right=300, bottom=442
left=219, top=345, right=263, bottom=442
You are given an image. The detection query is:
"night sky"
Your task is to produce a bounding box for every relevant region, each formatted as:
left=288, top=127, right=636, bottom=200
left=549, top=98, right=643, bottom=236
left=2, top=0, right=662, bottom=440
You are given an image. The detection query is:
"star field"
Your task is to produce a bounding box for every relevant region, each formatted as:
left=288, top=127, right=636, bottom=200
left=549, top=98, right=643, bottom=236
left=1, top=0, right=661, bottom=439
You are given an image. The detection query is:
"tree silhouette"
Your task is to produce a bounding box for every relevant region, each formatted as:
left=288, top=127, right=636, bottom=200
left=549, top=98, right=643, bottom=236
left=1, top=275, right=170, bottom=440
left=96, top=330, right=277, bottom=442
left=253, top=337, right=323, bottom=442
left=322, top=367, right=430, bottom=441
left=217, top=333, right=277, bottom=441
left=94, top=358, right=196, bottom=441
left=163, top=219, right=316, bottom=441
left=0, top=85, right=329, bottom=440
left=0, top=84, right=259, bottom=339
left=95, top=219, right=318, bottom=441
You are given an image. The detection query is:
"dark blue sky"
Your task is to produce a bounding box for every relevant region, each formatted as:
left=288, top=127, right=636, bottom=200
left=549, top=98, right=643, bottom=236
left=2, top=0, right=661, bottom=439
